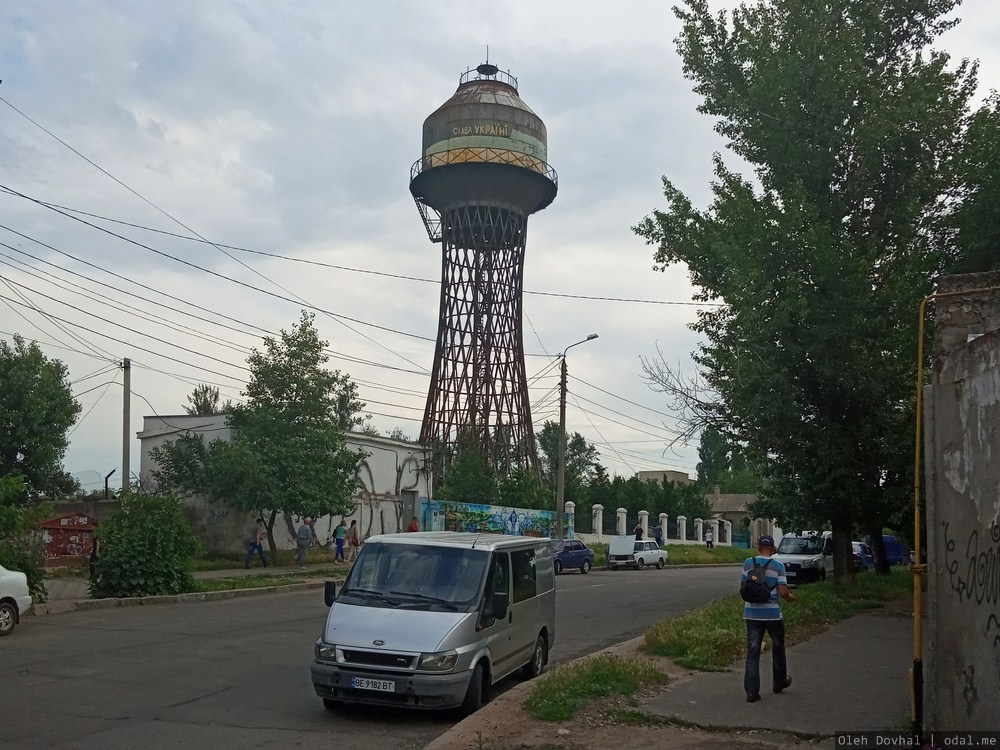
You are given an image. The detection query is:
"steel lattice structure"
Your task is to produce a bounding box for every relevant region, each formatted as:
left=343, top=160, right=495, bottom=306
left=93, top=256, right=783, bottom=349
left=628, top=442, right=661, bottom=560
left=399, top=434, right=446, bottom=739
left=410, top=64, right=557, bottom=473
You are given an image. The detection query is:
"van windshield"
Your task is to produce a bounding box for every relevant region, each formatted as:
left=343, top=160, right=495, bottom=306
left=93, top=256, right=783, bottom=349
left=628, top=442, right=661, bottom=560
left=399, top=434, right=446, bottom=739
left=778, top=536, right=825, bottom=555
left=338, top=543, right=490, bottom=612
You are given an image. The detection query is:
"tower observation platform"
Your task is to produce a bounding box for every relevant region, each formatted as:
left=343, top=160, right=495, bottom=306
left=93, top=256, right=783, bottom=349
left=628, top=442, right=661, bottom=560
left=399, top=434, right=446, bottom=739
left=410, top=63, right=557, bottom=474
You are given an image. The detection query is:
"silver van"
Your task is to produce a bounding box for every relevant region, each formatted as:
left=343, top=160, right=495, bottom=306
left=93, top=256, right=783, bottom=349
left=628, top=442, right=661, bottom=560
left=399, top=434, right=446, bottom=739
left=310, top=532, right=556, bottom=714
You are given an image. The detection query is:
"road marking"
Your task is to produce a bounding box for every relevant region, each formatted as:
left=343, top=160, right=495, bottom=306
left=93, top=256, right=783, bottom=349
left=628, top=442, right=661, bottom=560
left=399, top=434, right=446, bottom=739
left=589, top=584, right=604, bottom=588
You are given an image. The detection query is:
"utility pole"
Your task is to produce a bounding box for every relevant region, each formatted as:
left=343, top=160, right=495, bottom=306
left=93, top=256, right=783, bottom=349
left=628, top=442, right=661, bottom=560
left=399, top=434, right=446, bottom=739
left=555, top=334, right=598, bottom=540
left=121, top=357, right=131, bottom=495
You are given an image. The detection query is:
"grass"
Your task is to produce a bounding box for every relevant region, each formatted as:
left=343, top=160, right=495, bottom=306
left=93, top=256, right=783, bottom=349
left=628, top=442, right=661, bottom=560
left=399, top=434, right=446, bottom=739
left=192, top=567, right=345, bottom=592
left=523, top=653, right=667, bottom=721
left=188, top=548, right=341, bottom=571
left=664, top=545, right=751, bottom=565
left=644, top=567, right=913, bottom=671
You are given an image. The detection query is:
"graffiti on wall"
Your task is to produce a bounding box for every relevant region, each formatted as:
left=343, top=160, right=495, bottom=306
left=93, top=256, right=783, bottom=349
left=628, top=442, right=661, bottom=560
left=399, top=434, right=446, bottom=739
left=420, top=499, right=570, bottom=538
left=943, top=520, right=1000, bottom=646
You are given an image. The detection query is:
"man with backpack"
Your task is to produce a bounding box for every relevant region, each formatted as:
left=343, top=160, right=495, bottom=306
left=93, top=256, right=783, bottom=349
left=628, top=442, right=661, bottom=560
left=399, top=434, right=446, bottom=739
left=739, top=534, right=796, bottom=702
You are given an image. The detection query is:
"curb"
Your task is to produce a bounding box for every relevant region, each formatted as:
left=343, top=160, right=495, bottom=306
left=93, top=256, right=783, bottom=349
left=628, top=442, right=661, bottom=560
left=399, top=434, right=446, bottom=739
left=28, top=579, right=335, bottom=617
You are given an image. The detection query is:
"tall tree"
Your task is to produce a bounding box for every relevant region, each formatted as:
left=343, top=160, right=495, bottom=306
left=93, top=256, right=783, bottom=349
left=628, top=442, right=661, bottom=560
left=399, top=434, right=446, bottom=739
left=635, top=0, right=977, bottom=583
left=0, top=335, right=81, bottom=499
left=183, top=384, right=232, bottom=415
left=151, top=312, right=367, bottom=554
left=695, top=425, right=730, bottom=489
left=536, top=420, right=602, bottom=507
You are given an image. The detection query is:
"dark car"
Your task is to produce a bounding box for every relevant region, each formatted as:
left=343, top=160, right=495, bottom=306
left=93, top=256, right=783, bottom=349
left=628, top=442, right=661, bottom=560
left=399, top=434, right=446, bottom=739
left=865, top=535, right=910, bottom=566
left=852, top=541, right=875, bottom=571
left=551, top=539, right=595, bottom=574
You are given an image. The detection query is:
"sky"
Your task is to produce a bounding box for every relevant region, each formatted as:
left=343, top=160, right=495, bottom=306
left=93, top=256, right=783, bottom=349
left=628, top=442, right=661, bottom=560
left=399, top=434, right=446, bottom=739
left=1, top=1, right=998, bottom=493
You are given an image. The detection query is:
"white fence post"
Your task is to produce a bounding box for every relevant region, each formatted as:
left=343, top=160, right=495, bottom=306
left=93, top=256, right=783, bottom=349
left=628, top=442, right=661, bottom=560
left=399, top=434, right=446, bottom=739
left=592, top=504, right=604, bottom=542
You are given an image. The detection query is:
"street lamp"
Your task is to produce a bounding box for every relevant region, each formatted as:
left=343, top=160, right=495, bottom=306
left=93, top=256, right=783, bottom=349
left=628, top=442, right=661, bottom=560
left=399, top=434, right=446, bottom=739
left=555, top=333, right=598, bottom=540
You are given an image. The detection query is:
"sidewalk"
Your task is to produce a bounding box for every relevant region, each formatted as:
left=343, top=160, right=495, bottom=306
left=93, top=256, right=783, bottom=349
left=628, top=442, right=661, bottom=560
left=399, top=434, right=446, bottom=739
left=36, top=561, right=346, bottom=615
left=640, top=608, right=913, bottom=741
left=428, top=605, right=915, bottom=750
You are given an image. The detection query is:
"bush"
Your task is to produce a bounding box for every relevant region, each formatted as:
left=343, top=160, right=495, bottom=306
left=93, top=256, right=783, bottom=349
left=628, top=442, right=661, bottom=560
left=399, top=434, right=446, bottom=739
left=90, top=494, right=203, bottom=598
left=0, top=475, right=49, bottom=602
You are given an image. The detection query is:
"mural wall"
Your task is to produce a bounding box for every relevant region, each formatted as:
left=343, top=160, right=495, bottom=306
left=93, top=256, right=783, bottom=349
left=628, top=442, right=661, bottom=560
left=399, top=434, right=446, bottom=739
left=419, top=499, right=572, bottom=538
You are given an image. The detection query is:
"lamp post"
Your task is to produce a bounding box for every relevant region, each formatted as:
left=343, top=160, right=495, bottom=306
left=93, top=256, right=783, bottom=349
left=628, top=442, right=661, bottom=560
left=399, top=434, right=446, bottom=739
left=555, top=333, right=598, bottom=540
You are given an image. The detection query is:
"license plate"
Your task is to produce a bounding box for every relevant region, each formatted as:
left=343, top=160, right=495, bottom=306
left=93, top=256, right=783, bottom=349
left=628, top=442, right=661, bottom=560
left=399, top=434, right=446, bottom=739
left=350, top=677, right=395, bottom=693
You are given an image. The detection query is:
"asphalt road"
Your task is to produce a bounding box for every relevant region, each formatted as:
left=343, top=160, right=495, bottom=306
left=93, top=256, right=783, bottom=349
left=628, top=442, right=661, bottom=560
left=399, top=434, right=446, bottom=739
left=0, top=565, right=739, bottom=750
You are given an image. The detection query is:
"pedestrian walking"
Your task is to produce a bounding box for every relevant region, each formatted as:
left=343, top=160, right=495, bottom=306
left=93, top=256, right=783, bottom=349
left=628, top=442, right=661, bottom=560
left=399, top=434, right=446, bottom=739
left=705, top=529, right=715, bottom=548
left=334, top=518, right=347, bottom=563
left=633, top=522, right=644, bottom=540
left=244, top=517, right=269, bottom=569
left=295, top=517, right=314, bottom=568
left=653, top=524, right=663, bottom=546
left=406, top=516, right=419, bottom=532
left=739, top=534, right=796, bottom=702
left=347, top=519, right=361, bottom=563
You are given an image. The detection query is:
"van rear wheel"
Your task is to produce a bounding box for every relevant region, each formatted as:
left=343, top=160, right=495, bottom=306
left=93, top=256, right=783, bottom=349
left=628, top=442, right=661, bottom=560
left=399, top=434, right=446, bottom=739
left=522, top=634, right=547, bottom=680
left=554, top=560, right=563, bottom=575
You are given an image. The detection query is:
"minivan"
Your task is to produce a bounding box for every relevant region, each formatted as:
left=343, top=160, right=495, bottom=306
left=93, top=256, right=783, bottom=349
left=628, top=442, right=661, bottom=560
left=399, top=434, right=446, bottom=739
left=773, top=531, right=834, bottom=584
left=311, top=532, right=555, bottom=714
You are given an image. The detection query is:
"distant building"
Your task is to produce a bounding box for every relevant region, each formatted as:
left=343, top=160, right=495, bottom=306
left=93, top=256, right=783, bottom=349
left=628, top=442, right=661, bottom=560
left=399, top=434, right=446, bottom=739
left=137, top=415, right=432, bottom=555
left=636, top=469, right=695, bottom=486
left=707, top=487, right=780, bottom=546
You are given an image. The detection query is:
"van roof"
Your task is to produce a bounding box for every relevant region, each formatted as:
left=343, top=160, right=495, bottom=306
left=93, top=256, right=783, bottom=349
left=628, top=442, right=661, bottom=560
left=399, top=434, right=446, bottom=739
left=364, top=531, right=549, bottom=551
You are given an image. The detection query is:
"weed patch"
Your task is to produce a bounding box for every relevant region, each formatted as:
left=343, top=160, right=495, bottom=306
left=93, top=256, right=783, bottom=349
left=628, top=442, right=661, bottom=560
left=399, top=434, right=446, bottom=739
left=645, top=567, right=911, bottom=670
left=524, top=654, right=666, bottom=721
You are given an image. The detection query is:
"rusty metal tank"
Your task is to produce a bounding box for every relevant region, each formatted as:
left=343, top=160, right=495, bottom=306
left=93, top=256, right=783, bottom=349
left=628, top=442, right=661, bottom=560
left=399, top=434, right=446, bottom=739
left=410, top=64, right=557, bottom=229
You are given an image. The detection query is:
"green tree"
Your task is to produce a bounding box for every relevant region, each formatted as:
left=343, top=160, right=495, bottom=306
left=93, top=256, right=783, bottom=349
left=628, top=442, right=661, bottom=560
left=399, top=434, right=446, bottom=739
left=150, top=312, right=367, bottom=555
left=436, top=444, right=497, bottom=504
left=695, top=425, right=730, bottom=489
left=536, top=421, right=602, bottom=508
left=89, top=494, right=202, bottom=598
left=0, top=335, right=82, bottom=499
left=635, top=0, right=978, bottom=583
left=183, top=383, right=233, bottom=415
left=949, top=92, right=1000, bottom=273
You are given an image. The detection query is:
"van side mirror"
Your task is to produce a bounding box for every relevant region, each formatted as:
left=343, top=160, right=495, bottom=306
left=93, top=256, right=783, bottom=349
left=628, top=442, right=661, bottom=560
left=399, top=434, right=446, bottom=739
left=492, top=593, right=509, bottom=619
left=324, top=581, right=337, bottom=607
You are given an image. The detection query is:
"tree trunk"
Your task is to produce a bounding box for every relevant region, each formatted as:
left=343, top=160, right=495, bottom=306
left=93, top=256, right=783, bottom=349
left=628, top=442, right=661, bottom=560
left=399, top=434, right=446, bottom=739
left=832, top=514, right=855, bottom=588
left=265, top=509, right=279, bottom=559
left=868, top=526, right=891, bottom=576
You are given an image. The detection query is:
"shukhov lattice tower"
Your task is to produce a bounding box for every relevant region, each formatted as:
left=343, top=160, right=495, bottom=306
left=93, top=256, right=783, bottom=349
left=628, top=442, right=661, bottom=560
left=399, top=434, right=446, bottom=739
left=410, top=63, right=557, bottom=473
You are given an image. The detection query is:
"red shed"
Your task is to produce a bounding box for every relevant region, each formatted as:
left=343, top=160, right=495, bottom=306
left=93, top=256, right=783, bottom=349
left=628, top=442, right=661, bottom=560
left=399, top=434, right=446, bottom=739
left=41, top=513, right=96, bottom=561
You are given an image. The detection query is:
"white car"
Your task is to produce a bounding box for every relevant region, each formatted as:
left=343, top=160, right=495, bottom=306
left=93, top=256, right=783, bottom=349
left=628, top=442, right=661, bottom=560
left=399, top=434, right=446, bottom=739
left=607, top=537, right=668, bottom=570
left=0, top=563, right=32, bottom=636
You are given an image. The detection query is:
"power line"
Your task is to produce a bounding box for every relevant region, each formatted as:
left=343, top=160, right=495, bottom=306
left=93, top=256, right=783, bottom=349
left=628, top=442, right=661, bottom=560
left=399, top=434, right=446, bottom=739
left=570, top=374, right=677, bottom=420
left=0, top=236, right=429, bottom=376
left=73, top=378, right=120, bottom=398
left=1, top=189, right=722, bottom=308
left=68, top=375, right=119, bottom=437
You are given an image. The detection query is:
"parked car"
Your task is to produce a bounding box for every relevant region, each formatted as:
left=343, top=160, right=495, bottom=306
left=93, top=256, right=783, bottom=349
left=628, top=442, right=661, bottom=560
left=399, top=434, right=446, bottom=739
left=606, top=536, right=668, bottom=570
left=773, top=531, right=834, bottom=584
left=865, top=535, right=910, bottom=566
left=0, top=563, right=32, bottom=636
left=550, top=539, right=594, bottom=574
left=852, top=541, right=875, bottom=572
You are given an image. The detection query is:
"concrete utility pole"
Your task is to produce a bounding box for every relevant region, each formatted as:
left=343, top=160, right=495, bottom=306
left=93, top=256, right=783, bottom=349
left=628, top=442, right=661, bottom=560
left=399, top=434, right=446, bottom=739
left=555, top=334, right=598, bottom=540
left=121, top=357, right=130, bottom=494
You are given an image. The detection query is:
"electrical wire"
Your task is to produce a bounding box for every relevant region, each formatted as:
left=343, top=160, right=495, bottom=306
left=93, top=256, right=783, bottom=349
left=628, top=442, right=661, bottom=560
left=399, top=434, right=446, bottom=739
left=0, top=189, right=722, bottom=308
left=68, top=374, right=119, bottom=437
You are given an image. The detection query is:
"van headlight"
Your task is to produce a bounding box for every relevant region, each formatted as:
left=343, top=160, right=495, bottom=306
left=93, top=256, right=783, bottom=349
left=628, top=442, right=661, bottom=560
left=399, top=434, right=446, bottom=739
left=801, top=558, right=815, bottom=568
left=418, top=651, right=458, bottom=671
left=315, top=641, right=337, bottom=661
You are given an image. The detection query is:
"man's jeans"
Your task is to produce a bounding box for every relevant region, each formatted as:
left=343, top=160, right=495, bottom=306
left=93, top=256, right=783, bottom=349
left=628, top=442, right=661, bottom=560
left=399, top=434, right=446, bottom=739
left=245, top=541, right=267, bottom=567
left=744, top=618, right=787, bottom=696
left=295, top=539, right=309, bottom=565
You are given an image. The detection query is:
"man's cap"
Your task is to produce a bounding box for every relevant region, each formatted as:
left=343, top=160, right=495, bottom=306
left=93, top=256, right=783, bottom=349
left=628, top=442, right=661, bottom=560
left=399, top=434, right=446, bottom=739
left=758, top=534, right=776, bottom=548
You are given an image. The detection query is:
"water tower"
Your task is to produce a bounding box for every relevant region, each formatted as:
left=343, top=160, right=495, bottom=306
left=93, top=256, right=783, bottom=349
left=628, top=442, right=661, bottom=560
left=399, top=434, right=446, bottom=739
left=410, top=63, right=557, bottom=473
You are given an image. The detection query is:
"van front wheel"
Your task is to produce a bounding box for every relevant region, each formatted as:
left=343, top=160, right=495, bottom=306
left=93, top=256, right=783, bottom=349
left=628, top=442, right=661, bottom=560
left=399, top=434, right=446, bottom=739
left=461, top=664, right=485, bottom=716
left=522, top=634, right=547, bottom=680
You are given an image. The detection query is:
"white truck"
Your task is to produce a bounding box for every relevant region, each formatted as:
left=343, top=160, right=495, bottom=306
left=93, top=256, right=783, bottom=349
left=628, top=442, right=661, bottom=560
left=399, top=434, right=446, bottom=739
left=606, top=535, right=668, bottom=570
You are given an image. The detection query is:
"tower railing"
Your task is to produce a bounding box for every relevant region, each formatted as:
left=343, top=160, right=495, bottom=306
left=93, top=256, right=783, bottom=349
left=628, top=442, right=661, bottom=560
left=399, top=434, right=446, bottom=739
left=459, top=66, right=518, bottom=90
left=410, top=151, right=558, bottom=187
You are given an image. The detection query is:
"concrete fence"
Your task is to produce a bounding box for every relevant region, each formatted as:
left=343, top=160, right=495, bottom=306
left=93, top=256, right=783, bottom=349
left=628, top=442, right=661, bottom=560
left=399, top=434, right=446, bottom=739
left=574, top=504, right=732, bottom=546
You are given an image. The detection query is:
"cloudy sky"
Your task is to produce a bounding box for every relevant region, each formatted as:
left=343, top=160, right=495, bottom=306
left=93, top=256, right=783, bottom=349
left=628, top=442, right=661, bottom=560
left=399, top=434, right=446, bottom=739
left=1, top=1, right=998, bottom=492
